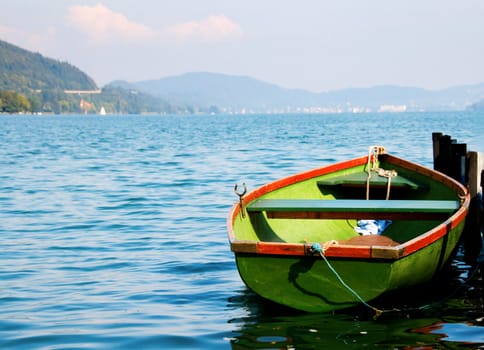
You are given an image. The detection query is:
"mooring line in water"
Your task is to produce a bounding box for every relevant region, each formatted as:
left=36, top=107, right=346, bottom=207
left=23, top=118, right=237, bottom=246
left=311, top=242, right=385, bottom=318
left=312, top=242, right=484, bottom=318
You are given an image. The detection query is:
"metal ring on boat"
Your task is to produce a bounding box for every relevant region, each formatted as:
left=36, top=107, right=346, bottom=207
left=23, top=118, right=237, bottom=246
left=234, top=183, right=247, bottom=217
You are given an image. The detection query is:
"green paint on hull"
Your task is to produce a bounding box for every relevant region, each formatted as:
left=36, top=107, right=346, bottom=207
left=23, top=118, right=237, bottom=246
left=235, top=220, right=464, bottom=312
left=236, top=254, right=391, bottom=312
left=228, top=153, right=469, bottom=312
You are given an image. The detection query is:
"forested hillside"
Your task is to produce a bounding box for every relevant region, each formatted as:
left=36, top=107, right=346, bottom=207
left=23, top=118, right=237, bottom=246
left=0, top=39, right=176, bottom=114
left=0, top=39, right=97, bottom=93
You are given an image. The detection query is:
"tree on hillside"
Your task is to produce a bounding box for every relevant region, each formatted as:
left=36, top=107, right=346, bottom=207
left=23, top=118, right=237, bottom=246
left=0, top=90, right=31, bottom=113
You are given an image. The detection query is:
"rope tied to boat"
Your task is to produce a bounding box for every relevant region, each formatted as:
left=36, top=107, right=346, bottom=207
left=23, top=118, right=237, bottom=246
left=311, top=242, right=383, bottom=318
left=312, top=240, right=338, bottom=254
left=366, top=146, right=397, bottom=200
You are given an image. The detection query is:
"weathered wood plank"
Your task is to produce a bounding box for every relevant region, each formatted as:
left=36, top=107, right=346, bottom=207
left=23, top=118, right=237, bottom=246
left=467, top=151, right=483, bottom=197
left=247, top=199, right=459, bottom=220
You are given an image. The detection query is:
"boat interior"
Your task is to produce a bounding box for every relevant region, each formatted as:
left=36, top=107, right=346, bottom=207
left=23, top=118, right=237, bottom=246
left=241, top=162, right=461, bottom=247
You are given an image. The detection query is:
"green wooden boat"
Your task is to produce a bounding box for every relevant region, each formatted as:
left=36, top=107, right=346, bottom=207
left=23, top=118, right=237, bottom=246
left=227, top=147, right=470, bottom=313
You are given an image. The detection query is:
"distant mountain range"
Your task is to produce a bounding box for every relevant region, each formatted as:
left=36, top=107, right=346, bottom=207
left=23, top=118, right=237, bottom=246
left=2, top=37, right=484, bottom=114
left=110, top=72, right=484, bottom=113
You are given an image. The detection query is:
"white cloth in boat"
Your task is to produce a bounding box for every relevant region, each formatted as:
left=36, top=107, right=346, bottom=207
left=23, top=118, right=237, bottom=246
left=354, top=220, right=392, bottom=235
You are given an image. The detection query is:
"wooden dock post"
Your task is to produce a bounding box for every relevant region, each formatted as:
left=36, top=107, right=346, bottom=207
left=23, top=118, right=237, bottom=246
left=432, top=132, right=443, bottom=171
left=432, top=133, right=483, bottom=264
left=433, top=133, right=452, bottom=175
left=463, top=154, right=483, bottom=264
left=468, top=152, right=484, bottom=198
left=451, top=143, right=467, bottom=185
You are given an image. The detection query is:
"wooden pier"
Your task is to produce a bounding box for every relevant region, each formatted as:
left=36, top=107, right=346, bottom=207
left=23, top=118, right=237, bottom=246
left=432, top=132, right=484, bottom=264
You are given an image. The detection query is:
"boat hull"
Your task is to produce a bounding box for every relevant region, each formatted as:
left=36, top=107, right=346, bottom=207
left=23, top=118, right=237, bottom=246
left=235, top=219, right=464, bottom=312
left=228, top=152, right=469, bottom=312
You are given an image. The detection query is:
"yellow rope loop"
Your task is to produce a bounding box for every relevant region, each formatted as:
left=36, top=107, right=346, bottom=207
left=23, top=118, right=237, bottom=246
left=322, top=240, right=338, bottom=254
left=366, top=146, right=397, bottom=200
left=366, top=147, right=377, bottom=200
left=386, top=176, right=392, bottom=200
left=367, top=145, right=387, bottom=171
left=376, top=168, right=397, bottom=178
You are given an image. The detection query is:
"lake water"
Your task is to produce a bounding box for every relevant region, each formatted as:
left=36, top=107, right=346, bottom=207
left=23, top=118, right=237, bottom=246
left=1, top=112, right=483, bottom=349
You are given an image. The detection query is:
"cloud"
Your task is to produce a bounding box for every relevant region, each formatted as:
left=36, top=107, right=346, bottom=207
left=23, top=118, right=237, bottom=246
left=65, top=6, right=241, bottom=45
left=167, top=15, right=243, bottom=42
left=67, top=3, right=154, bottom=43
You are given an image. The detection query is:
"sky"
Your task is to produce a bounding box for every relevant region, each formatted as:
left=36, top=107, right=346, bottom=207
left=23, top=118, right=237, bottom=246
left=2, top=0, right=484, bottom=92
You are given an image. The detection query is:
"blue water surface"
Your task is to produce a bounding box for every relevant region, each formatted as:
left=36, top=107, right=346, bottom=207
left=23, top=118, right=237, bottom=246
left=0, top=112, right=483, bottom=349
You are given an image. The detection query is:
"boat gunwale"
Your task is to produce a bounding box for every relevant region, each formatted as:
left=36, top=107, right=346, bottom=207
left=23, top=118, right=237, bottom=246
left=227, top=154, right=470, bottom=261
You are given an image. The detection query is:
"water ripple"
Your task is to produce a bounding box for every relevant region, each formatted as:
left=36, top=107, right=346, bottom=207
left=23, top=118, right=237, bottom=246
left=0, top=113, right=483, bottom=349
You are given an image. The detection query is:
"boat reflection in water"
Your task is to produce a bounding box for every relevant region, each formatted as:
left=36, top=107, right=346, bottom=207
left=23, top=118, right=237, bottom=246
left=226, top=264, right=484, bottom=349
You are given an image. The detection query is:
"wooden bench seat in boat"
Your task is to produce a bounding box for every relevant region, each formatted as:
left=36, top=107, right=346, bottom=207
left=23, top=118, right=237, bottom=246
left=246, top=199, right=460, bottom=220
left=317, top=171, right=426, bottom=190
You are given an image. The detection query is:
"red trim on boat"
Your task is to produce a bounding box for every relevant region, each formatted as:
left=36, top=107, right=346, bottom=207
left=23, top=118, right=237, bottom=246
left=227, top=154, right=470, bottom=261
